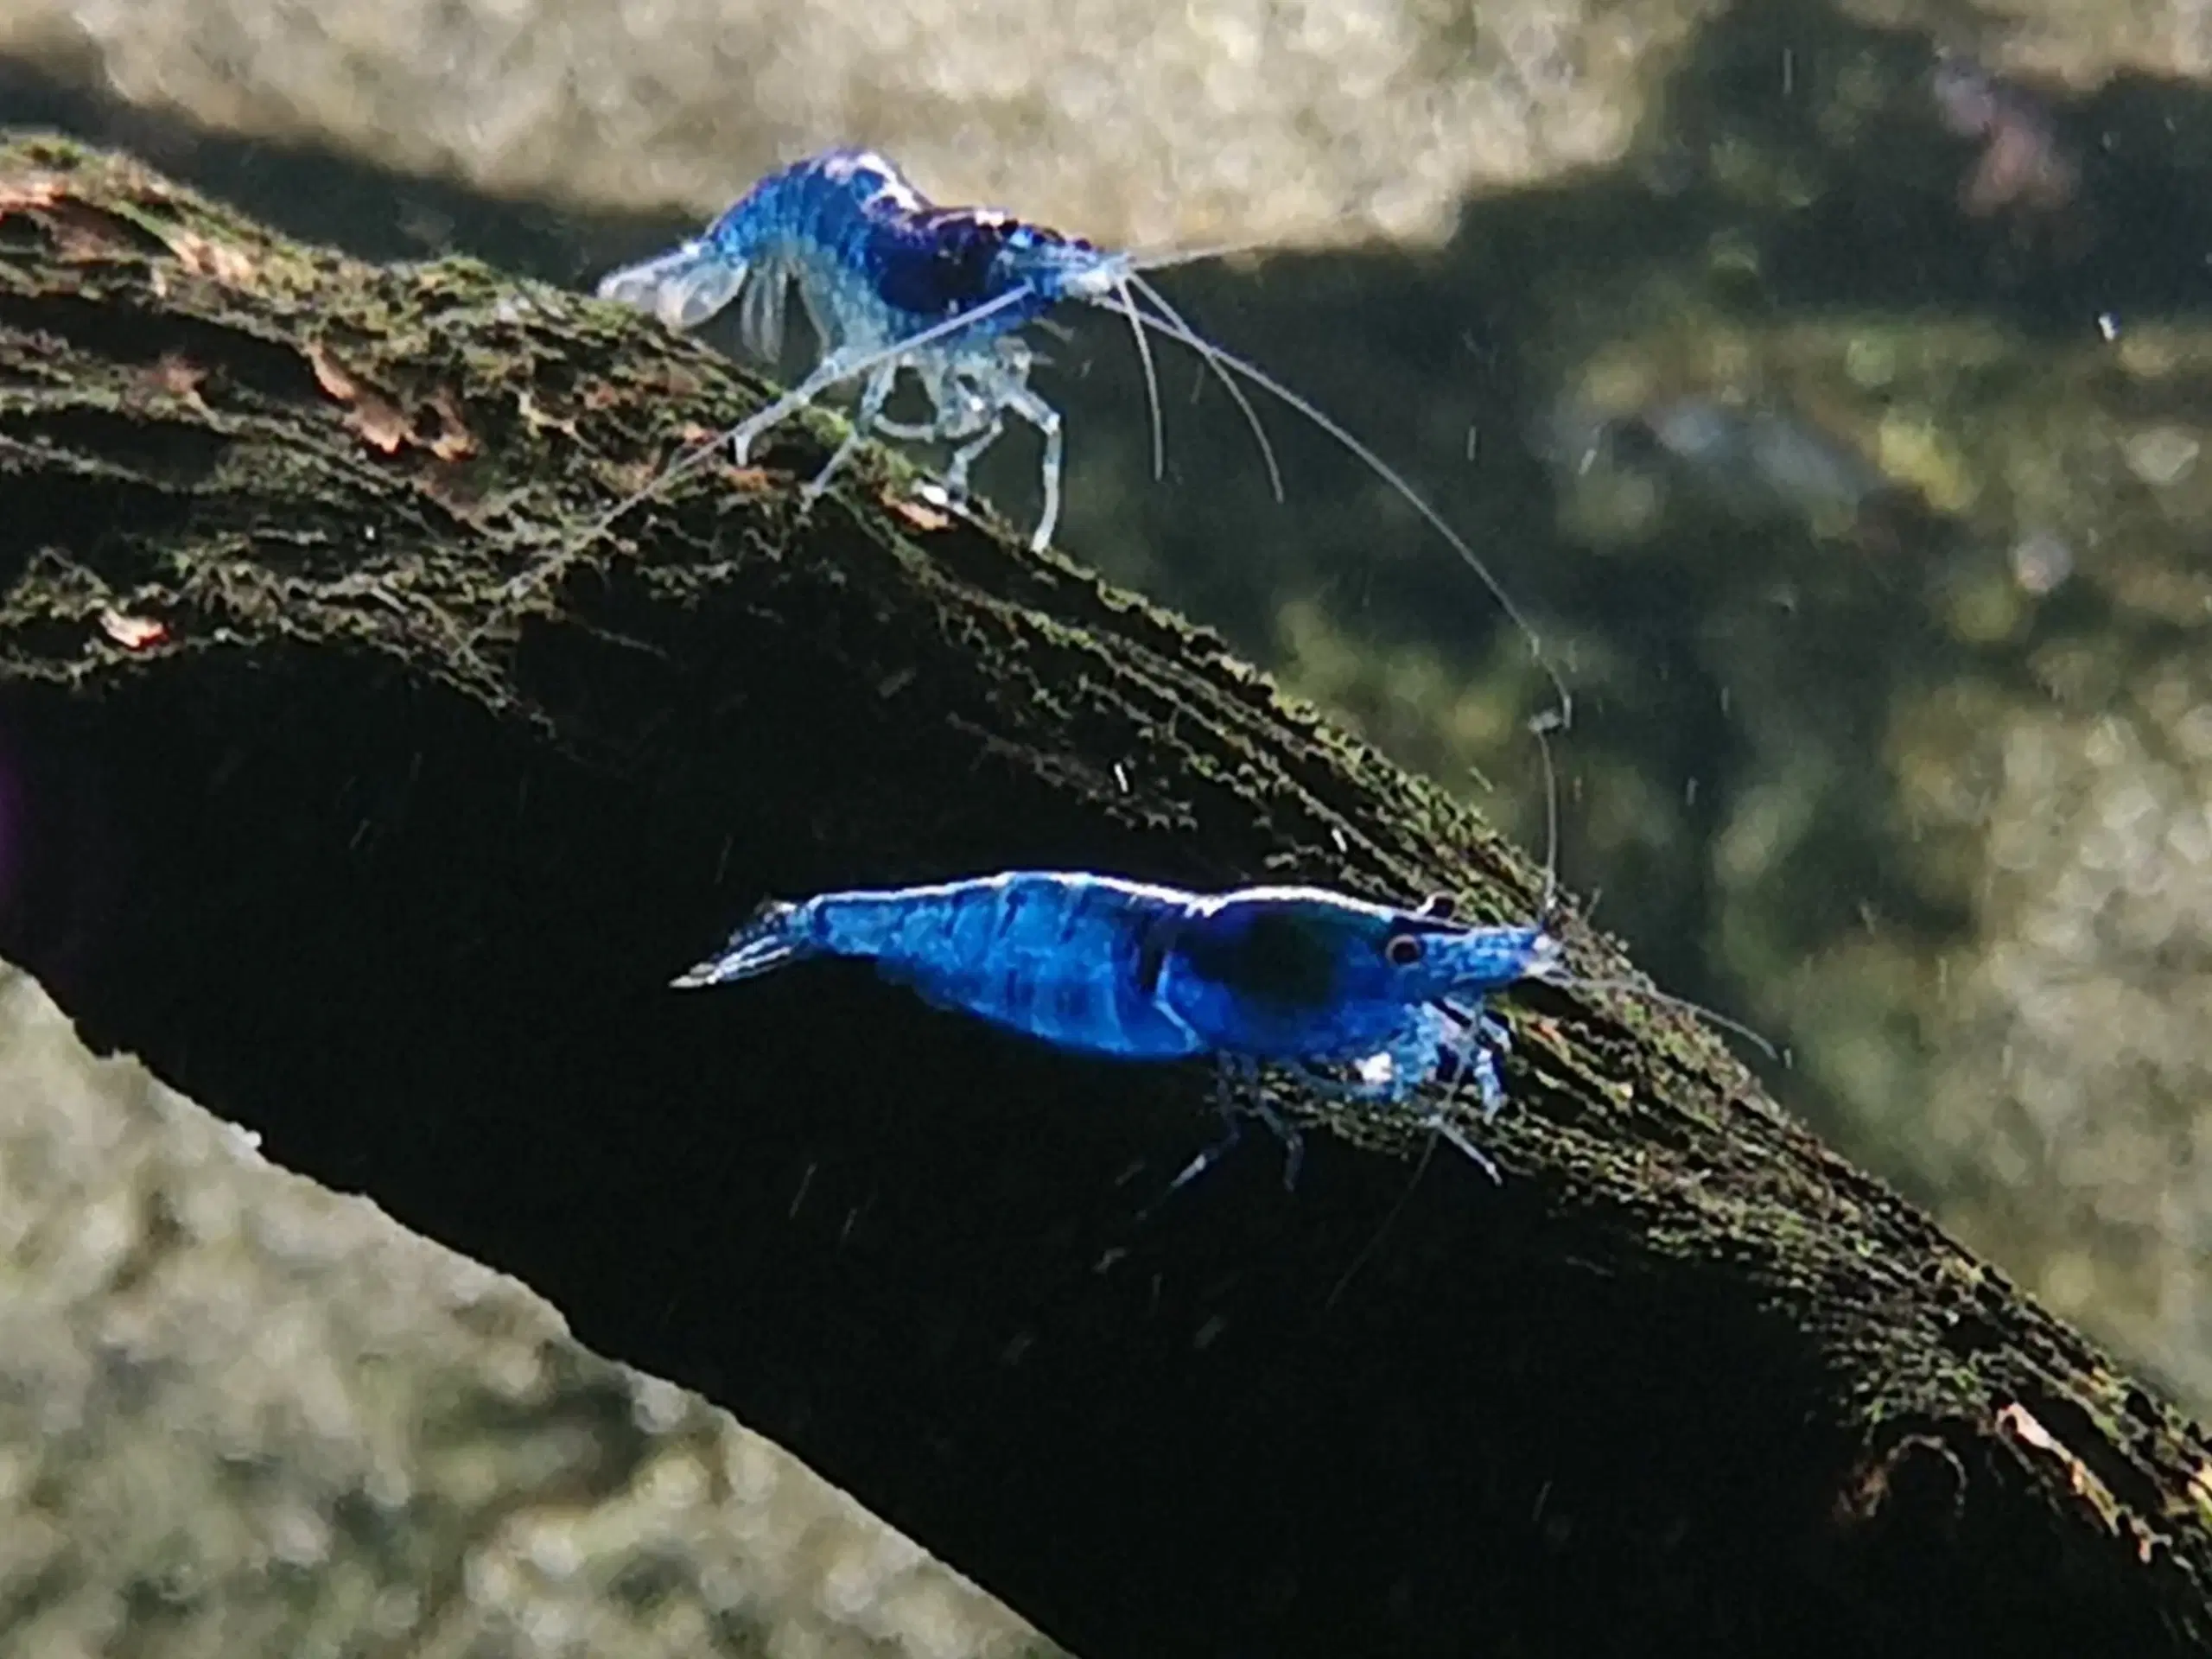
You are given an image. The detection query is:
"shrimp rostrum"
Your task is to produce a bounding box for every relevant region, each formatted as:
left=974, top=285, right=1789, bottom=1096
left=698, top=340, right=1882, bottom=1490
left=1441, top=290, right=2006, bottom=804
left=674, top=872, right=1563, bottom=1186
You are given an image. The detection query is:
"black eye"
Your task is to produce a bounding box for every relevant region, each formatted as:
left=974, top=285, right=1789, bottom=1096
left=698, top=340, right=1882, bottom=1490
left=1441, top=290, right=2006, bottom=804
left=1385, top=933, right=1424, bottom=967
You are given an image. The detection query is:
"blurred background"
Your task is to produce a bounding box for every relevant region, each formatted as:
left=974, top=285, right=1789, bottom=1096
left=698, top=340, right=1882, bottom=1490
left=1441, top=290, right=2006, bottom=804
left=8, top=0, right=2212, bottom=1422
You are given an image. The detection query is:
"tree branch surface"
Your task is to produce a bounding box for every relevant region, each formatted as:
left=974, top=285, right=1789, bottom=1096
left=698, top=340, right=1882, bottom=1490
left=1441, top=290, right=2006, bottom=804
left=0, top=957, right=1064, bottom=1657
left=2, top=134, right=2209, bottom=1657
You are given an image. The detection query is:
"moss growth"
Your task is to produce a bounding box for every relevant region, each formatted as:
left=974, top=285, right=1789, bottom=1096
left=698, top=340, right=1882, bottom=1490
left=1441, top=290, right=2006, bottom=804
left=5, top=130, right=2212, bottom=1656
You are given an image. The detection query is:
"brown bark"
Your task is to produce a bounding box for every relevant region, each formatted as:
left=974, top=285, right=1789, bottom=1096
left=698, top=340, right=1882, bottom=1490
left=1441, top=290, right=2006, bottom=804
left=2, top=133, right=2208, bottom=1657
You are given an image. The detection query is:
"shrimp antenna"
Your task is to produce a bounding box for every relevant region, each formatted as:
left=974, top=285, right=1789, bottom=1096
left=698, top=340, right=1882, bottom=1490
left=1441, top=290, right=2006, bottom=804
left=1109, top=276, right=1573, bottom=734
left=1530, top=713, right=1560, bottom=925
left=1117, top=274, right=1285, bottom=501
left=1113, top=279, right=1167, bottom=482
left=1539, top=969, right=1785, bottom=1065
left=1497, top=729, right=1780, bottom=1065
left=1128, top=236, right=1281, bottom=273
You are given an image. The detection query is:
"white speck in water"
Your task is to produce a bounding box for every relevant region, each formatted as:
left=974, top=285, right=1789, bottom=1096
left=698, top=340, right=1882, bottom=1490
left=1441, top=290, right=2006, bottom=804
left=2010, top=528, right=2075, bottom=593
left=1113, top=762, right=1129, bottom=792
left=2124, top=426, right=2200, bottom=487
left=2097, top=311, right=2121, bottom=341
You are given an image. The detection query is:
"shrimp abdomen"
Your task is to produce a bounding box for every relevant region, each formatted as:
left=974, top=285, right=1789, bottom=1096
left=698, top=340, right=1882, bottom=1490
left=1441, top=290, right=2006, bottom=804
left=813, top=874, right=1206, bottom=1059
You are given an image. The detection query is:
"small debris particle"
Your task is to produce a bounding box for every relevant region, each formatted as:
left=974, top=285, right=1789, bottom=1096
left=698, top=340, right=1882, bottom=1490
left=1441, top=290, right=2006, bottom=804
left=0, top=175, right=140, bottom=259
left=1994, top=1399, right=2130, bottom=1544
left=423, top=389, right=478, bottom=462
left=162, top=228, right=257, bottom=287
left=350, top=395, right=412, bottom=454
left=306, top=343, right=468, bottom=461
left=147, top=353, right=210, bottom=414
left=887, top=493, right=953, bottom=531
left=0, top=172, right=66, bottom=214
left=98, top=609, right=168, bottom=651
left=1996, top=1401, right=2061, bottom=1456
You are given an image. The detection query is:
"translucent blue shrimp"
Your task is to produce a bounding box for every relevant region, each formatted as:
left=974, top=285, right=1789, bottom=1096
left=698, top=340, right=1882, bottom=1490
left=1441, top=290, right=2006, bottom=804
left=594, top=148, right=1103, bottom=547
left=583, top=147, right=1573, bottom=729
left=672, top=871, right=1562, bottom=1187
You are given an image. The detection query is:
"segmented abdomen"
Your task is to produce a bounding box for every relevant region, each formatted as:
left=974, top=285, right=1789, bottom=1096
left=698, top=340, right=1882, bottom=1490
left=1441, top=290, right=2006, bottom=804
left=801, top=874, right=1206, bottom=1060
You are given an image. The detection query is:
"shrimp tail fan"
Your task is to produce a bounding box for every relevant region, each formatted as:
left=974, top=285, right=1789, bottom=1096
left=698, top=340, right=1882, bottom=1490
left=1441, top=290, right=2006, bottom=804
left=671, top=899, right=816, bottom=988
left=597, top=240, right=749, bottom=333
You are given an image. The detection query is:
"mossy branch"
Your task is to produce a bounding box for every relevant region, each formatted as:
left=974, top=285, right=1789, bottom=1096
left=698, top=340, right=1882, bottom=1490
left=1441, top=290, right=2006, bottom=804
left=3, top=133, right=2209, bottom=1656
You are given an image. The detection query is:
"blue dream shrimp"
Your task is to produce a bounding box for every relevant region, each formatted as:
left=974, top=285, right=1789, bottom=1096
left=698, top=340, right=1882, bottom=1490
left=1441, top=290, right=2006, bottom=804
left=571, top=147, right=1572, bottom=729
left=672, top=869, right=1776, bottom=1192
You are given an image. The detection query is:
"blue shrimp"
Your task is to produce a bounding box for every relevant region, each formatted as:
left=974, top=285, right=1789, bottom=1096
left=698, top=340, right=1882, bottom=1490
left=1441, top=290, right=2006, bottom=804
left=674, top=871, right=1556, bottom=1188
left=594, top=149, right=1107, bottom=548
left=581, top=147, right=1573, bottom=729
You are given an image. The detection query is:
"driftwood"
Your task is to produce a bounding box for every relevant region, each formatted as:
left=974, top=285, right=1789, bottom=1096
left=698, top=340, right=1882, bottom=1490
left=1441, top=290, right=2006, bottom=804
left=2, top=133, right=2209, bottom=1657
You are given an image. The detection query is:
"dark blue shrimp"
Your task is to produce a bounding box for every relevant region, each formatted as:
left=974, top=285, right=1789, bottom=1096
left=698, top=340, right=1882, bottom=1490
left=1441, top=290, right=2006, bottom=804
left=673, top=871, right=1561, bottom=1186
left=582, top=147, right=1573, bottom=729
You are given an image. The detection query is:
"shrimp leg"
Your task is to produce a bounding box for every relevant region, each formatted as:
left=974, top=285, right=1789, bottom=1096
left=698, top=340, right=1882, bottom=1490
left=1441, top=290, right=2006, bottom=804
left=799, top=361, right=905, bottom=510
left=1281, top=1003, right=1506, bottom=1183
left=1166, top=1054, right=1305, bottom=1194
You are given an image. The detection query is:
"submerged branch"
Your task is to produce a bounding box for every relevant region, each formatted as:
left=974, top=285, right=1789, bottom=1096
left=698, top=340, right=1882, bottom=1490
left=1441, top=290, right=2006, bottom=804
left=2, top=134, right=2209, bottom=1658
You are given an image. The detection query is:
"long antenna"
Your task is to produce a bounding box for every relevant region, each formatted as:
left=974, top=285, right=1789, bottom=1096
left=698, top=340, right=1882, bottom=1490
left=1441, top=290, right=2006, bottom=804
left=1530, top=711, right=1561, bottom=925
left=1515, top=711, right=1777, bottom=1064
left=1541, top=971, right=1785, bottom=1064
left=1123, top=275, right=1284, bottom=500
left=1112, top=277, right=1167, bottom=481
left=1104, top=277, right=1573, bottom=734
left=1128, top=236, right=1280, bottom=273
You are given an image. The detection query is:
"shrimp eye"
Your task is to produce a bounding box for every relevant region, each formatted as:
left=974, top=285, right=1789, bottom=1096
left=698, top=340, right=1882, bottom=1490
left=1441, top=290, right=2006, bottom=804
left=1384, top=933, right=1424, bottom=968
